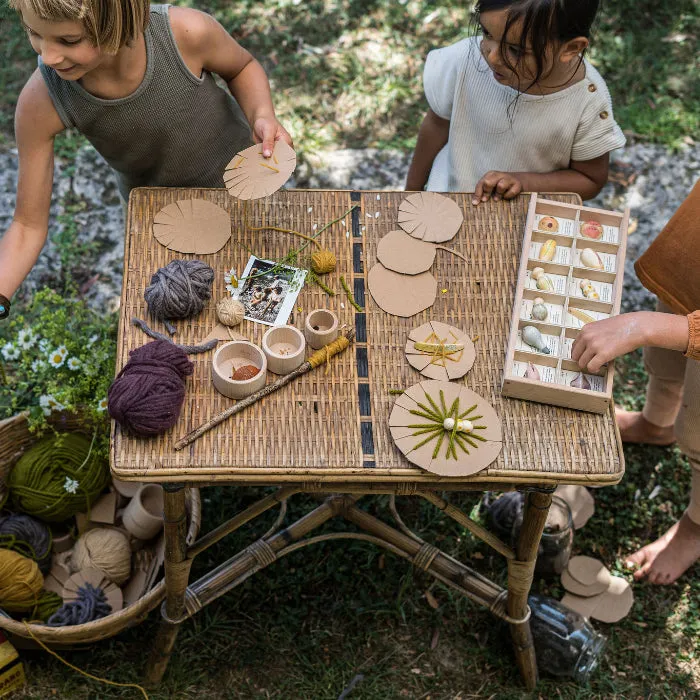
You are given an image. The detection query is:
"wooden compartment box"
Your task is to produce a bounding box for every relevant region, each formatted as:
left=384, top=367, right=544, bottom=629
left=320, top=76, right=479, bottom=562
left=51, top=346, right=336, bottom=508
left=502, top=194, right=630, bottom=413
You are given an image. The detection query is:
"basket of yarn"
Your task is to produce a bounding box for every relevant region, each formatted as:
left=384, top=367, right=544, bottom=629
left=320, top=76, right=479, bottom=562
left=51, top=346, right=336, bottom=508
left=0, top=411, right=201, bottom=647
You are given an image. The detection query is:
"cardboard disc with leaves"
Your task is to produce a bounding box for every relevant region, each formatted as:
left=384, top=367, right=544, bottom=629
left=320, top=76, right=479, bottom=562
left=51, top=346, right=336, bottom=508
left=152, top=199, right=231, bottom=254
left=389, top=380, right=502, bottom=476
left=405, top=321, right=475, bottom=381
left=224, top=141, right=297, bottom=200
left=397, top=192, right=463, bottom=243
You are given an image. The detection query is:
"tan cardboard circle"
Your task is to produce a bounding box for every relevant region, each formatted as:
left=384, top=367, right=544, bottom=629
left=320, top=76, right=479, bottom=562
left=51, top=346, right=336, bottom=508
left=561, top=592, right=598, bottom=619
left=567, top=556, right=610, bottom=587
left=62, top=567, right=124, bottom=613
left=152, top=199, right=231, bottom=254
left=561, top=569, right=609, bottom=597
left=589, top=576, right=634, bottom=623
left=555, top=484, right=595, bottom=530
left=397, top=192, right=463, bottom=243
left=368, top=264, right=437, bottom=317
left=224, top=140, right=296, bottom=200
left=376, top=230, right=436, bottom=274
left=405, top=321, right=475, bottom=381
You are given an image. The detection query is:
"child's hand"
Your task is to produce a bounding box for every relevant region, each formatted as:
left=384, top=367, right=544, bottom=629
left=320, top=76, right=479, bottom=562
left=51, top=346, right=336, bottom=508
left=253, top=117, right=294, bottom=158
left=472, top=171, right=523, bottom=205
left=571, top=313, right=649, bottom=373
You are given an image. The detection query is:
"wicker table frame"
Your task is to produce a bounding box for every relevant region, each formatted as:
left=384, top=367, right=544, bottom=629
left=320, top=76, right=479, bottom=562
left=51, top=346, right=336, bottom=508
left=115, top=189, right=624, bottom=690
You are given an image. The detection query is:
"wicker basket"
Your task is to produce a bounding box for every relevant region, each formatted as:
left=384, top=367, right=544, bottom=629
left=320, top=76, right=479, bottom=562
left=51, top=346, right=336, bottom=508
left=0, top=411, right=200, bottom=645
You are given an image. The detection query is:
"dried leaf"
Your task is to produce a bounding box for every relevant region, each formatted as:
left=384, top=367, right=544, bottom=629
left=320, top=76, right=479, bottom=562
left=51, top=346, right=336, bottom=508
left=424, top=590, right=439, bottom=609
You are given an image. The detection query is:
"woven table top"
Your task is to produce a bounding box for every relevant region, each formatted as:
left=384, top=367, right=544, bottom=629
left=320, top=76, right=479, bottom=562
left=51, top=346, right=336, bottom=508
left=111, top=188, right=624, bottom=486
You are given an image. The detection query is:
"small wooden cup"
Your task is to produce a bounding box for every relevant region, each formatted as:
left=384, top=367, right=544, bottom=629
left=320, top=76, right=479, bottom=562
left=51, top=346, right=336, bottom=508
left=111, top=476, right=141, bottom=498
left=212, top=340, right=267, bottom=399
left=121, top=484, right=164, bottom=541
left=262, top=325, right=306, bottom=374
left=304, top=309, right=339, bottom=350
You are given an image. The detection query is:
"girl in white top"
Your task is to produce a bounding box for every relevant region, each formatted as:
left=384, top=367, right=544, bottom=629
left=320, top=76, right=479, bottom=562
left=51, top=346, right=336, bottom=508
left=406, top=0, right=625, bottom=204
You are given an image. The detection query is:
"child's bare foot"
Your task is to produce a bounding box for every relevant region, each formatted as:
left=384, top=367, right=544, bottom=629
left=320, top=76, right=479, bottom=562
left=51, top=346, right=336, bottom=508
left=615, top=408, right=675, bottom=446
left=625, top=514, right=700, bottom=584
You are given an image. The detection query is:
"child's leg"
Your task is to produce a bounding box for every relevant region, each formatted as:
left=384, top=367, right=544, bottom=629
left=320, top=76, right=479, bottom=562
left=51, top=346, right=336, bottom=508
left=626, top=357, right=700, bottom=583
left=617, top=301, right=684, bottom=445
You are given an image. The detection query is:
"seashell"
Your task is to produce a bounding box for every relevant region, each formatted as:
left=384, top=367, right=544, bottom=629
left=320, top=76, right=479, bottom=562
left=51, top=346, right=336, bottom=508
left=522, top=325, right=551, bottom=354
left=580, top=247, right=604, bottom=270
left=231, top=364, right=260, bottom=381
left=524, top=362, right=541, bottom=380
left=531, top=298, right=549, bottom=321
left=539, top=216, right=559, bottom=233
left=570, top=372, right=591, bottom=390
left=457, top=419, right=473, bottom=433
left=568, top=307, right=595, bottom=325
left=531, top=267, right=545, bottom=280
left=539, top=239, right=557, bottom=262
left=580, top=220, right=603, bottom=240
left=579, top=279, right=600, bottom=300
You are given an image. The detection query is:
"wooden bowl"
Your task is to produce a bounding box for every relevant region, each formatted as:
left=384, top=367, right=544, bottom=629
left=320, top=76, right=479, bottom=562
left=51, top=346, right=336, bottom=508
left=304, top=309, right=339, bottom=350
left=262, top=325, right=306, bottom=374
left=212, top=341, right=267, bottom=399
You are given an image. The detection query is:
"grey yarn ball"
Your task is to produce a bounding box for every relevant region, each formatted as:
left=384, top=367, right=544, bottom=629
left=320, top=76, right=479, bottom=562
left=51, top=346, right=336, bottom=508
left=144, top=260, right=214, bottom=333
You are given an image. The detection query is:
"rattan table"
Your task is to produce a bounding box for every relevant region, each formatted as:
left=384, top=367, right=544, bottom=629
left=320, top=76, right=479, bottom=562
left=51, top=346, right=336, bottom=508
left=112, top=188, right=624, bottom=689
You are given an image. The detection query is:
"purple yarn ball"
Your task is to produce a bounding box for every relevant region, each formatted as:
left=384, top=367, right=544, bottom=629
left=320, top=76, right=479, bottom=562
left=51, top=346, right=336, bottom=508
left=108, top=340, right=193, bottom=437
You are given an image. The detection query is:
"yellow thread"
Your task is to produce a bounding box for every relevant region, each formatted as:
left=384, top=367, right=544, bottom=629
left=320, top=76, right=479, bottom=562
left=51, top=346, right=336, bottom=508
left=273, top=154, right=279, bottom=164
left=259, top=162, right=281, bottom=173
left=308, top=336, right=350, bottom=368
left=22, top=622, right=150, bottom=699
left=416, top=331, right=464, bottom=369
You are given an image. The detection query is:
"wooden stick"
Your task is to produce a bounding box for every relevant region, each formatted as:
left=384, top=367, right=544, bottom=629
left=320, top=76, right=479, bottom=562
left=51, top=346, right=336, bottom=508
left=174, top=328, right=355, bottom=450
left=435, top=245, right=469, bottom=264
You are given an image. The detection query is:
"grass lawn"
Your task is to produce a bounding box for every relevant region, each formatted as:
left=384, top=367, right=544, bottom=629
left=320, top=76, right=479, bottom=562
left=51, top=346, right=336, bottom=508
left=0, top=1, right=698, bottom=697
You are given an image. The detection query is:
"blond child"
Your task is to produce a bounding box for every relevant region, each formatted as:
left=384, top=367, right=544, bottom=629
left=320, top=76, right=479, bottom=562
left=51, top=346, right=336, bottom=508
left=406, top=0, right=625, bottom=204
left=0, top=0, right=291, bottom=320
left=572, top=181, right=700, bottom=584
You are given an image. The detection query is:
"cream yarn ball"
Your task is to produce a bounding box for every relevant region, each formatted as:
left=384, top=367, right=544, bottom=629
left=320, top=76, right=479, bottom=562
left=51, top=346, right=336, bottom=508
left=71, top=528, right=132, bottom=586
left=216, top=297, right=245, bottom=327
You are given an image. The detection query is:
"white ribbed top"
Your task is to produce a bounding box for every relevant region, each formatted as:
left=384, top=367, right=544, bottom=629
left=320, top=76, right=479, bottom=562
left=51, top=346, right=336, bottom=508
left=424, top=37, right=626, bottom=192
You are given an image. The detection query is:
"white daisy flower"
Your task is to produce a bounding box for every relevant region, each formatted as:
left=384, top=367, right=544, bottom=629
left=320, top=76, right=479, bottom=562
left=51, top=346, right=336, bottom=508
left=31, top=359, right=47, bottom=372
left=17, top=328, right=37, bottom=349
left=56, top=345, right=68, bottom=357
left=67, top=357, right=81, bottom=370
left=87, top=333, right=99, bottom=347
left=1, top=343, right=19, bottom=361
left=38, top=338, right=51, bottom=353
left=39, top=394, right=64, bottom=415
left=63, top=477, right=79, bottom=494
left=96, top=397, right=108, bottom=412
left=48, top=349, right=66, bottom=368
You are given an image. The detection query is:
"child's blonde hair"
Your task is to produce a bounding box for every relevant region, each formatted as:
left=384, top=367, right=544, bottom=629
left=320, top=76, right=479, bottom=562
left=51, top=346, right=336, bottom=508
left=9, top=0, right=150, bottom=53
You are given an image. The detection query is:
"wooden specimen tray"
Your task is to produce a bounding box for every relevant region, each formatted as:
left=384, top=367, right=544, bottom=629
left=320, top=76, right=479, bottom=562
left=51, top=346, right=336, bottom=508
left=502, top=194, right=630, bottom=413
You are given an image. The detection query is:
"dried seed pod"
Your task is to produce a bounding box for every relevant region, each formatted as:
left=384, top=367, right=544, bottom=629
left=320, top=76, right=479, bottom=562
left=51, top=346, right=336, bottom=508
left=539, top=239, right=557, bottom=262
left=570, top=372, right=591, bottom=390
left=579, top=279, right=600, bottom=300
left=231, top=364, right=260, bottom=381
left=568, top=307, right=595, bottom=325
left=539, top=216, right=559, bottom=233
left=531, top=298, right=549, bottom=321
left=522, top=325, right=551, bottom=354
left=580, top=220, right=604, bottom=239
left=580, top=247, right=604, bottom=270
left=524, top=362, right=541, bottom=380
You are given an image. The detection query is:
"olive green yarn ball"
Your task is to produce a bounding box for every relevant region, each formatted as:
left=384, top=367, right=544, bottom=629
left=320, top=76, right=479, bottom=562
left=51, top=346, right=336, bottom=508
left=9, top=433, right=110, bottom=523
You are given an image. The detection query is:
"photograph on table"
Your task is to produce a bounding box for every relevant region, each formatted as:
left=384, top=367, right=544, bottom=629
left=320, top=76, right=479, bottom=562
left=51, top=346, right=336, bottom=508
left=231, top=255, right=307, bottom=326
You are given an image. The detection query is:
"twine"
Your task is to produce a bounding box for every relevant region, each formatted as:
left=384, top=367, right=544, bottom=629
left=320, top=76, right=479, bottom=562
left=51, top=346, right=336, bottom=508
left=8, top=433, right=108, bottom=523
left=72, top=529, right=132, bottom=586
left=0, top=514, right=53, bottom=573
left=216, top=297, right=245, bottom=326
left=144, top=260, right=214, bottom=334
left=310, top=249, right=337, bottom=274
left=32, top=590, right=63, bottom=621
left=47, top=583, right=112, bottom=626
left=307, top=336, right=350, bottom=369
left=132, top=318, right=218, bottom=354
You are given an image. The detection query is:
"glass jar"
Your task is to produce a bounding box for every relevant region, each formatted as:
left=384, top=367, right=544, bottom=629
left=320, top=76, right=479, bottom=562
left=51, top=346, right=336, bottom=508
left=528, top=594, right=606, bottom=683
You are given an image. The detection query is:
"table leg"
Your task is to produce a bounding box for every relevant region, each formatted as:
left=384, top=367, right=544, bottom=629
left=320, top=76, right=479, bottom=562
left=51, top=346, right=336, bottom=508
left=508, top=489, right=552, bottom=690
left=145, top=484, right=191, bottom=686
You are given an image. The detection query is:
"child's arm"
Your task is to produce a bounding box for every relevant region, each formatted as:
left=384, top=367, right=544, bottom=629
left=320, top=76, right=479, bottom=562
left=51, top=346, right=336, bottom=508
left=472, top=154, right=609, bottom=205
left=571, top=311, right=691, bottom=374
left=170, top=7, right=292, bottom=157
left=0, top=70, right=63, bottom=307
left=405, top=109, right=450, bottom=191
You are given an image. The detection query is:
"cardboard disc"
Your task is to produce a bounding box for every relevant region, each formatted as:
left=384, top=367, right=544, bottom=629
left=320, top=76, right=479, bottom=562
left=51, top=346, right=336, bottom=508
left=63, top=567, right=124, bottom=613
left=224, top=141, right=296, bottom=200
left=389, top=380, right=503, bottom=476
left=589, top=576, right=634, bottom=623
left=561, top=569, right=609, bottom=597
left=561, top=592, right=598, bottom=619
left=368, top=264, right=437, bottom=317
left=405, top=321, right=475, bottom=381
left=397, top=192, right=463, bottom=243
left=152, top=199, right=231, bottom=254
left=376, top=230, right=436, bottom=274
left=567, top=556, right=610, bottom=587
left=555, top=484, right=595, bottom=529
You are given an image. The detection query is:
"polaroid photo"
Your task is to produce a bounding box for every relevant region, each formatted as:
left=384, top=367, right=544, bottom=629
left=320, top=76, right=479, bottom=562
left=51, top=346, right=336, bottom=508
left=229, top=255, right=307, bottom=326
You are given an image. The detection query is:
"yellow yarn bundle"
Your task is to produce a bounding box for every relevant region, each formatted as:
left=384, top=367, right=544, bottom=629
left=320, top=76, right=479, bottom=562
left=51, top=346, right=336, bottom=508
left=0, top=549, right=43, bottom=612
left=71, top=528, right=132, bottom=586
left=310, top=249, right=337, bottom=275
left=216, top=297, right=245, bottom=327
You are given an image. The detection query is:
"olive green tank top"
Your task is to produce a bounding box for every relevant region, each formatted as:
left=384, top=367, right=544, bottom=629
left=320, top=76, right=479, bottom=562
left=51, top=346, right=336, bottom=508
left=39, top=4, right=252, bottom=199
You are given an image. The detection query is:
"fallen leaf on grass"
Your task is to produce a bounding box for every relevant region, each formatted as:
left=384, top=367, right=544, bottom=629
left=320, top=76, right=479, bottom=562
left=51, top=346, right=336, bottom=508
left=424, top=590, right=439, bottom=609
